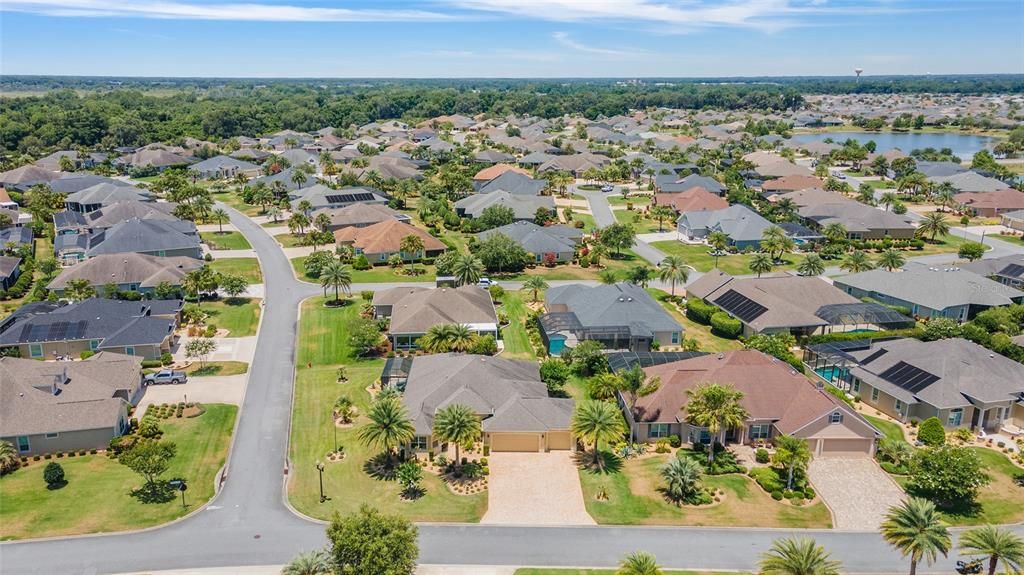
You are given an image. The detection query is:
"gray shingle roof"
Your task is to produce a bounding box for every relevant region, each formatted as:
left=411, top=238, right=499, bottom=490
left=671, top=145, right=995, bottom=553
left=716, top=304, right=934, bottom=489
left=456, top=191, right=554, bottom=220
left=834, top=263, right=1024, bottom=312
left=678, top=204, right=773, bottom=243
left=478, top=171, right=547, bottom=196
left=389, top=286, right=497, bottom=335
left=476, top=221, right=580, bottom=254
left=0, top=298, right=179, bottom=349
left=544, top=282, right=681, bottom=336
left=86, top=218, right=199, bottom=257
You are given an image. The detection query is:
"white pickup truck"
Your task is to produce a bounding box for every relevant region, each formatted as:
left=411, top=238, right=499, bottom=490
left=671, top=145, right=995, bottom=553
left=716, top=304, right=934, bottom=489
left=144, top=369, right=188, bottom=385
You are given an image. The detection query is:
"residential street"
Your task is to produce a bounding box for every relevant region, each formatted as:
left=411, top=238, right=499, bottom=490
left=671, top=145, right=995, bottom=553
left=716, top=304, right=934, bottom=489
left=1, top=203, right=1021, bottom=575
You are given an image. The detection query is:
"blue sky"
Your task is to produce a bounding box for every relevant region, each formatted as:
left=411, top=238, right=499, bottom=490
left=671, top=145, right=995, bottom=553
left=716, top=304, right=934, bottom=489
left=1, top=1, right=1021, bottom=77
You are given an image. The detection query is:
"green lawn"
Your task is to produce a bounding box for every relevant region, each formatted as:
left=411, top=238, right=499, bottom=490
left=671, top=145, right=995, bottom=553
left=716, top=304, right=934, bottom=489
left=200, top=298, right=261, bottom=337
left=863, top=415, right=906, bottom=443
left=210, top=191, right=263, bottom=217
left=578, top=452, right=831, bottom=528
left=276, top=233, right=310, bottom=248
left=911, top=233, right=991, bottom=258
left=516, top=570, right=734, bottom=575
left=992, top=234, right=1024, bottom=247
left=607, top=194, right=653, bottom=207
left=184, top=361, right=249, bottom=376
left=936, top=448, right=1024, bottom=526
left=288, top=297, right=487, bottom=522
left=0, top=404, right=237, bottom=540
left=571, top=212, right=596, bottom=232
left=499, top=291, right=536, bottom=360
left=646, top=289, right=741, bottom=353
left=200, top=231, right=251, bottom=251
left=208, top=258, right=263, bottom=283
left=613, top=210, right=665, bottom=234
left=291, top=257, right=436, bottom=284
left=651, top=242, right=807, bottom=276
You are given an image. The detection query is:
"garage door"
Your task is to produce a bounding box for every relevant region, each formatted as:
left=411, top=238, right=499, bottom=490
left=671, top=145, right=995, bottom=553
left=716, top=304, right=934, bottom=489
left=546, top=431, right=572, bottom=451
left=490, top=433, right=540, bottom=452
left=818, top=438, right=873, bottom=457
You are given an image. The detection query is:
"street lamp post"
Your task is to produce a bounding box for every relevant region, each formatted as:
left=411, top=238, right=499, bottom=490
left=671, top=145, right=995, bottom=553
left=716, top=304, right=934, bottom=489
left=316, top=461, right=326, bottom=503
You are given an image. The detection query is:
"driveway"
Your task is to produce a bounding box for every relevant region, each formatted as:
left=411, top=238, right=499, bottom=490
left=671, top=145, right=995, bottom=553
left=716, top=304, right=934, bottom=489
left=481, top=452, right=595, bottom=526
left=172, top=335, right=257, bottom=363
left=135, top=374, right=248, bottom=415
left=808, top=458, right=904, bottom=531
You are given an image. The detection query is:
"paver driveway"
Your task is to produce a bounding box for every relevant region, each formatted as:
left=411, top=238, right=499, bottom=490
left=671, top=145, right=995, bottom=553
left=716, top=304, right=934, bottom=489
left=808, top=457, right=905, bottom=531
left=481, top=452, right=595, bottom=526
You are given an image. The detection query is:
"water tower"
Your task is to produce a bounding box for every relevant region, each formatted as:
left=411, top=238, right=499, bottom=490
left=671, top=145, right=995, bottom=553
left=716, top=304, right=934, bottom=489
left=854, top=68, right=863, bottom=81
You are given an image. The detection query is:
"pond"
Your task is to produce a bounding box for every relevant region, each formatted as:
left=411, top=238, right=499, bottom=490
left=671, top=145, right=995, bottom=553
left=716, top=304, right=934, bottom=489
left=792, top=131, right=998, bottom=159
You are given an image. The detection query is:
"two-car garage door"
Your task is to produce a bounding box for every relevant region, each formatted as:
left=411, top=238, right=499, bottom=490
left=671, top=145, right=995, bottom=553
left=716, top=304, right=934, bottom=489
left=817, top=438, right=873, bottom=457
left=489, top=432, right=574, bottom=452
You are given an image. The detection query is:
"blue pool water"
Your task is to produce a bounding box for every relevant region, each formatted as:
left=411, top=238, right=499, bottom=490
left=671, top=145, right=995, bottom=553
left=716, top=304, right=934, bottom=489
left=815, top=366, right=847, bottom=383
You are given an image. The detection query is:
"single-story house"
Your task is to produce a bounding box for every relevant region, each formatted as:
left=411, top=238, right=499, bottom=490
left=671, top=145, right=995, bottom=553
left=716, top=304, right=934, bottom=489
left=476, top=221, right=581, bottom=264
left=0, top=227, right=33, bottom=252
left=64, top=183, right=154, bottom=213
left=803, top=337, right=1024, bottom=432
left=537, top=153, right=609, bottom=177
left=540, top=282, right=683, bottom=354
left=187, top=155, right=261, bottom=180
left=56, top=218, right=202, bottom=265
left=954, top=189, right=1024, bottom=218
left=653, top=187, right=728, bottom=213
left=47, top=253, right=203, bottom=297
left=371, top=286, right=429, bottom=318
left=289, top=185, right=389, bottom=212
left=114, top=148, right=192, bottom=172
left=472, top=163, right=531, bottom=186
left=0, top=298, right=182, bottom=360
left=0, top=352, right=145, bottom=455
left=455, top=191, right=555, bottom=221
left=54, top=200, right=178, bottom=235
left=0, top=256, right=22, bottom=290
left=312, top=203, right=408, bottom=232
left=759, top=175, right=825, bottom=196
left=622, top=350, right=879, bottom=456
left=474, top=150, right=515, bottom=165
left=379, top=286, right=498, bottom=350
left=333, top=219, right=446, bottom=265
left=686, top=270, right=914, bottom=337
left=754, top=160, right=814, bottom=179
left=478, top=171, right=547, bottom=196
left=833, top=263, right=1024, bottom=322
left=930, top=171, right=1009, bottom=193
left=655, top=173, right=725, bottom=195
left=677, top=204, right=773, bottom=249
left=1000, top=209, right=1024, bottom=232
left=0, top=164, right=63, bottom=188
left=398, top=353, right=575, bottom=453
left=779, top=188, right=916, bottom=240
left=961, top=254, right=1024, bottom=289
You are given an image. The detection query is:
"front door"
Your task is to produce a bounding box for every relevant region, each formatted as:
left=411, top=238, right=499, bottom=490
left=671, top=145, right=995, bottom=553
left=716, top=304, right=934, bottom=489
left=970, top=408, right=981, bottom=430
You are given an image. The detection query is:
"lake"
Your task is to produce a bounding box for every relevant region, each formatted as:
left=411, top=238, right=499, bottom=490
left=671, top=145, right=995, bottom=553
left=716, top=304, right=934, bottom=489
left=793, top=131, right=997, bottom=159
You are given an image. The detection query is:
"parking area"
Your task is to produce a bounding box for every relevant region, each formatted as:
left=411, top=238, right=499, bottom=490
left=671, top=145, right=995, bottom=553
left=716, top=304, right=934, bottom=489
left=135, top=374, right=248, bottom=415
left=481, top=452, right=594, bottom=526
left=808, top=457, right=905, bottom=531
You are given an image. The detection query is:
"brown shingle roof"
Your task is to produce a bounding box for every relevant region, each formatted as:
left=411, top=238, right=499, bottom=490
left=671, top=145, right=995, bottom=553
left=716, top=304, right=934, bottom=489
left=473, top=163, right=531, bottom=182
left=654, top=188, right=729, bottom=213
left=333, top=219, right=446, bottom=256
left=761, top=175, right=825, bottom=192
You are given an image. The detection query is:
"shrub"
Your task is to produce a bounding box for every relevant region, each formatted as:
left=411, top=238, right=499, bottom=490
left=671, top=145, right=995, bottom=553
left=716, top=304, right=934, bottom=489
left=655, top=440, right=671, bottom=454
left=539, top=358, right=571, bottom=393
left=482, top=445, right=490, bottom=456
left=771, top=490, right=783, bottom=501
left=803, top=488, right=815, bottom=499
left=917, top=417, right=946, bottom=446
left=710, top=312, right=742, bottom=339
left=952, top=428, right=974, bottom=443
left=470, top=335, right=498, bottom=355
left=755, top=448, right=770, bottom=464
left=160, top=352, right=173, bottom=366
left=908, top=444, right=990, bottom=507
left=138, top=416, right=162, bottom=439
left=685, top=297, right=717, bottom=325
left=141, top=359, right=163, bottom=368
left=204, top=324, right=218, bottom=337
left=80, top=350, right=95, bottom=360
left=668, top=434, right=682, bottom=448
left=43, top=462, right=65, bottom=487
left=360, top=290, right=374, bottom=301
left=352, top=254, right=371, bottom=270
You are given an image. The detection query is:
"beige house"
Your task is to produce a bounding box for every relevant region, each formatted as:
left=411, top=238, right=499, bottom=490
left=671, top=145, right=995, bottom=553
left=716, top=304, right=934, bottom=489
left=377, top=286, right=499, bottom=350
left=333, top=219, right=446, bottom=264
left=0, top=352, right=144, bottom=455
left=398, top=353, right=575, bottom=453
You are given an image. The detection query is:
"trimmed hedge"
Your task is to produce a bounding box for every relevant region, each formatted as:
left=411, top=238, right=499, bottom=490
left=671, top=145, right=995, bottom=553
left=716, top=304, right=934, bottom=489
left=710, top=312, right=742, bottom=339
left=804, top=328, right=924, bottom=346
left=685, top=297, right=717, bottom=325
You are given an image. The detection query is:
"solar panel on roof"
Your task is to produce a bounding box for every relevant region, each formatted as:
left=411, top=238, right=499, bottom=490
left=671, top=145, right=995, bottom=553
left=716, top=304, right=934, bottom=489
left=860, top=348, right=888, bottom=365
left=325, top=193, right=375, bottom=204
left=878, top=361, right=939, bottom=394
left=47, top=321, right=69, bottom=341
left=997, top=263, right=1024, bottom=279
left=714, top=289, right=767, bottom=323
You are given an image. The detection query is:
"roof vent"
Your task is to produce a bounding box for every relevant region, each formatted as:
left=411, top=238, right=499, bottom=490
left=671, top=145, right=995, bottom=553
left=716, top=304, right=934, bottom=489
left=717, top=352, right=724, bottom=360
left=627, top=297, right=633, bottom=302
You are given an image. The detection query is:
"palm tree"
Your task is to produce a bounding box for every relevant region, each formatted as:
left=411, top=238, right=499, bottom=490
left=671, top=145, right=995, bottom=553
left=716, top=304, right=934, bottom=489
left=797, top=254, right=825, bottom=276
left=684, top=382, right=749, bottom=463
left=399, top=234, right=425, bottom=274
left=523, top=275, right=549, bottom=302
left=856, top=185, right=876, bottom=206
left=598, top=269, right=618, bottom=284
left=357, top=396, right=415, bottom=466
left=212, top=208, right=229, bottom=233
left=252, top=184, right=274, bottom=213
left=657, top=255, right=690, bottom=297
left=320, top=260, right=351, bottom=303
left=749, top=253, right=774, bottom=278
left=291, top=169, right=308, bottom=189
left=571, top=400, right=626, bottom=469
left=650, top=205, right=676, bottom=233
left=447, top=324, right=477, bottom=352
left=933, top=182, right=957, bottom=212
left=281, top=550, right=332, bottom=575
left=419, top=324, right=455, bottom=353
left=881, top=497, right=951, bottom=575
left=432, top=404, right=480, bottom=467
left=917, top=212, right=951, bottom=242
left=617, top=551, right=663, bottom=575
left=589, top=243, right=608, bottom=267
left=840, top=250, right=875, bottom=273
left=877, top=248, right=906, bottom=271
left=959, top=525, right=1024, bottom=575
left=707, top=230, right=729, bottom=268
left=759, top=537, right=842, bottom=575
left=0, top=440, right=19, bottom=475
left=660, top=456, right=703, bottom=504
left=822, top=223, right=848, bottom=245
left=772, top=435, right=812, bottom=490
left=879, top=191, right=899, bottom=212
left=452, top=254, right=483, bottom=286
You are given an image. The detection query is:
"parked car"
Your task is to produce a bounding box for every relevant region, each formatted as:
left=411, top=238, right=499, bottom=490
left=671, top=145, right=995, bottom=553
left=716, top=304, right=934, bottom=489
left=145, top=369, right=188, bottom=385
left=600, top=184, right=614, bottom=192
left=477, top=277, right=494, bottom=288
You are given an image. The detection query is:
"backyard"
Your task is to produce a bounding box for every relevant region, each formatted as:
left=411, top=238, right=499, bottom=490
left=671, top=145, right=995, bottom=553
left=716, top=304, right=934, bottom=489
left=287, top=296, right=487, bottom=522
left=646, top=289, right=742, bottom=353
left=498, top=291, right=537, bottom=360
left=0, top=404, right=237, bottom=540
left=200, top=231, right=252, bottom=251
left=208, top=257, right=263, bottom=283
left=650, top=241, right=808, bottom=275
left=199, top=297, right=261, bottom=337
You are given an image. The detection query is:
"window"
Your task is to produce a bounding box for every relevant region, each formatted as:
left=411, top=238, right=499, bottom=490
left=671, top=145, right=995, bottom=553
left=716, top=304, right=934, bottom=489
left=89, top=339, right=100, bottom=351
left=16, top=436, right=29, bottom=453
left=124, top=346, right=136, bottom=356
left=671, top=332, right=680, bottom=344
left=749, top=424, right=771, bottom=439
left=948, top=408, right=963, bottom=427
left=830, top=412, right=843, bottom=424
left=894, top=398, right=904, bottom=413
left=380, top=253, right=387, bottom=262
left=649, top=423, right=670, bottom=439
left=157, top=250, right=166, bottom=257
left=29, top=344, right=43, bottom=358
left=851, top=379, right=861, bottom=393
left=411, top=436, right=429, bottom=450
left=45, top=432, right=59, bottom=439
left=871, top=388, right=880, bottom=402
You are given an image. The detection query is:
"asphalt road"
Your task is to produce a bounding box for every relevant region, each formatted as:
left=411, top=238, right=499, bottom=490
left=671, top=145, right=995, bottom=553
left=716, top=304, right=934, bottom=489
left=1, top=203, right=1021, bottom=575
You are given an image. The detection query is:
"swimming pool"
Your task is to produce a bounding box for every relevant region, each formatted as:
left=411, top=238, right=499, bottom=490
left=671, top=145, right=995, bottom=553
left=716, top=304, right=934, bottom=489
left=815, top=366, right=848, bottom=384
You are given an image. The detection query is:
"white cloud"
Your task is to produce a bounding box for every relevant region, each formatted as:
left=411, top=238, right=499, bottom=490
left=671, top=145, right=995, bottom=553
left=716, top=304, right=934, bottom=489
left=1, top=0, right=466, bottom=21
left=552, top=31, right=646, bottom=58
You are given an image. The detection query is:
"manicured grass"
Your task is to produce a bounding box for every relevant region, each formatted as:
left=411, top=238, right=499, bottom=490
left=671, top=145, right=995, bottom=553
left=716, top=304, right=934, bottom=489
left=0, top=404, right=237, bottom=540
left=651, top=241, right=807, bottom=276
left=288, top=297, right=487, bottom=522
left=208, top=258, right=263, bottom=284
left=607, top=194, right=653, bottom=207
left=646, top=289, right=741, bottom=353
left=291, top=257, right=436, bottom=284
left=210, top=191, right=263, bottom=217
left=992, top=234, right=1024, bottom=247
left=578, top=452, right=831, bottom=528
left=198, top=297, right=261, bottom=337
left=516, top=570, right=733, bottom=575
left=276, top=233, right=310, bottom=248
left=614, top=209, right=664, bottom=234
left=184, top=361, right=249, bottom=377
left=864, top=415, right=906, bottom=443
left=200, top=231, right=251, bottom=251
left=499, top=291, right=536, bottom=360
left=937, top=448, right=1024, bottom=526
left=572, top=212, right=596, bottom=231
left=909, top=233, right=990, bottom=258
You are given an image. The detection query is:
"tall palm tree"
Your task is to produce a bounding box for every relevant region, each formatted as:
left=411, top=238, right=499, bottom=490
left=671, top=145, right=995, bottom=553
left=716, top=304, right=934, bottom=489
left=432, top=404, right=480, bottom=467
left=933, top=182, right=957, bottom=212
left=797, top=254, right=825, bottom=277
left=958, top=525, right=1024, bottom=575
left=840, top=250, right=875, bottom=273
left=452, top=254, right=483, bottom=286
left=881, top=497, right=951, bottom=575
left=319, top=260, right=352, bottom=303
left=657, top=255, right=690, bottom=297
left=822, top=223, right=848, bottom=245
left=684, top=382, right=749, bottom=463
left=589, top=243, right=608, bottom=267
left=877, top=248, right=906, bottom=271
left=0, top=440, right=19, bottom=475
left=291, top=169, right=308, bottom=189
left=281, top=550, right=332, bottom=575
left=650, top=205, right=676, bottom=233
left=749, top=253, right=774, bottom=278
left=212, top=208, right=229, bottom=233
left=571, top=400, right=626, bottom=469
left=357, top=396, right=415, bottom=466
left=879, top=191, right=899, bottom=212
left=399, top=234, right=425, bottom=274
left=773, top=435, right=812, bottom=490
left=917, top=212, right=951, bottom=242
left=523, top=276, right=549, bottom=302
left=617, top=551, right=663, bottom=575
left=707, top=230, right=729, bottom=268
left=446, top=324, right=477, bottom=352
left=759, top=537, right=842, bottom=575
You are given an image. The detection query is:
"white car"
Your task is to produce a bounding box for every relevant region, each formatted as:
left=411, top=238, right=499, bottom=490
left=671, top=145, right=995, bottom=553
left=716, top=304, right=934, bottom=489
left=477, top=278, right=494, bottom=288
left=600, top=184, right=614, bottom=192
